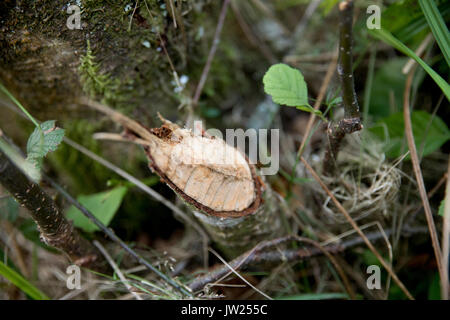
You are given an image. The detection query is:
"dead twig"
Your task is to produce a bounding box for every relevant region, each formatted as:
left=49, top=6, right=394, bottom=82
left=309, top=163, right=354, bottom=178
left=188, top=226, right=424, bottom=294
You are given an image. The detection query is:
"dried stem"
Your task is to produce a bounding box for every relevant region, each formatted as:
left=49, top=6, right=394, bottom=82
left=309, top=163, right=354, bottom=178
left=93, top=241, right=143, bottom=300
left=323, top=0, right=362, bottom=175
left=442, top=156, right=450, bottom=300
left=0, top=147, right=104, bottom=270
left=403, top=68, right=446, bottom=299
left=192, top=0, right=231, bottom=108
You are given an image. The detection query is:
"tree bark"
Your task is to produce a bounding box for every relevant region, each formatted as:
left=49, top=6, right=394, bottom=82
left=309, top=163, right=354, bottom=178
left=0, top=147, right=106, bottom=270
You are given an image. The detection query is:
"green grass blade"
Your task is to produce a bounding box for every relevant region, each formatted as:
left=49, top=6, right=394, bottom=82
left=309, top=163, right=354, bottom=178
left=419, top=0, right=450, bottom=67
left=0, top=83, right=41, bottom=128
left=277, top=292, right=349, bottom=300
left=0, top=261, right=50, bottom=300
left=370, top=28, right=450, bottom=101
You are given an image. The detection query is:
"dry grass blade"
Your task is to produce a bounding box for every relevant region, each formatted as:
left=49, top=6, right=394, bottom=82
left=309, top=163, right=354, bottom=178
left=93, top=241, right=143, bottom=300
left=300, top=157, right=414, bottom=300
left=442, top=156, right=450, bottom=300
left=403, top=69, right=446, bottom=298
left=209, top=248, right=273, bottom=300
left=192, top=0, right=231, bottom=108
left=297, top=46, right=339, bottom=158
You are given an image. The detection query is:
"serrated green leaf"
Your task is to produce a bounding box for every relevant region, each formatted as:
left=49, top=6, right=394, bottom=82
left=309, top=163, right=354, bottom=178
left=26, top=120, right=65, bottom=170
left=263, top=63, right=309, bottom=107
left=66, top=186, right=128, bottom=232
left=370, top=110, right=450, bottom=159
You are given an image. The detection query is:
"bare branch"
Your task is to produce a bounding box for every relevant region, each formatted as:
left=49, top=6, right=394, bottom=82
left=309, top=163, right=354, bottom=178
left=323, top=0, right=362, bottom=175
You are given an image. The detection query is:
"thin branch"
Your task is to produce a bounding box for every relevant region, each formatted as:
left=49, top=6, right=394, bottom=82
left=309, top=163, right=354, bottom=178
left=189, top=227, right=424, bottom=293
left=338, top=0, right=360, bottom=119
left=403, top=68, right=446, bottom=299
left=0, top=143, right=105, bottom=271
left=192, top=0, right=230, bottom=108
left=323, top=0, right=362, bottom=175
left=301, top=157, right=414, bottom=300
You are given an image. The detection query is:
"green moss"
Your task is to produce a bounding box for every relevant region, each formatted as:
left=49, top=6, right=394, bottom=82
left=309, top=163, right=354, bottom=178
left=79, top=40, right=121, bottom=104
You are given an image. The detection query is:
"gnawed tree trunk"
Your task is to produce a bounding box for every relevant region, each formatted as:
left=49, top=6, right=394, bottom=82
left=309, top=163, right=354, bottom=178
left=85, top=99, right=283, bottom=258
left=192, top=184, right=282, bottom=258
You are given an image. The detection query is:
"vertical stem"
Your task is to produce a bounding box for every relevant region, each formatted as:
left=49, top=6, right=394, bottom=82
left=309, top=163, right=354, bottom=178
left=338, top=0, right=360, bottom=119
left=323, top=0, right=362, bottom=175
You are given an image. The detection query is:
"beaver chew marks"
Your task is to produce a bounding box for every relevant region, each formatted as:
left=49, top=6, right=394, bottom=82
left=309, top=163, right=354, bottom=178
left=146, top=122, right=257, bottom=215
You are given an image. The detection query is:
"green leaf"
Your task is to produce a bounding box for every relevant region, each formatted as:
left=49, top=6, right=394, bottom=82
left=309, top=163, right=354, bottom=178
left=0, top=261, right=50, bottom=300
left=263, top=63, right=325, bottom=119
left=370, top=110, right=450, bottom=159
left=66, top=186, right=128, bottom=232
left=26, top=120, right=65, bottom=171
left=419, top=0, right=450, bottom=67
left=263, top=63, right=309, bottom=107
left=369, top=28, right=450, bottom=101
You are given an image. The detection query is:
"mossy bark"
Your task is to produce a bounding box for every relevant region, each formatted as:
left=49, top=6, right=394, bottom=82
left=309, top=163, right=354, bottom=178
left=1, top=1, right=283, bottom=260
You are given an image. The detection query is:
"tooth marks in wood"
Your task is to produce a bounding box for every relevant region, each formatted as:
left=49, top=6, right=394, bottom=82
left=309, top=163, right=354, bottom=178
left=144, top=141, right=263, bottom=218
